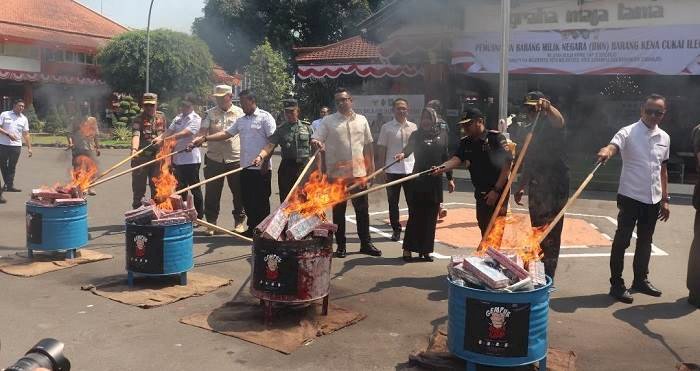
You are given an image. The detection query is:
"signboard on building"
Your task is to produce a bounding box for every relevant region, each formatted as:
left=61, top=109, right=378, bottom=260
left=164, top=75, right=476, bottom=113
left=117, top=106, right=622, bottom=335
left=352, top=95, right=425, bottom=137
left=453, top=24, right=700, bottom=75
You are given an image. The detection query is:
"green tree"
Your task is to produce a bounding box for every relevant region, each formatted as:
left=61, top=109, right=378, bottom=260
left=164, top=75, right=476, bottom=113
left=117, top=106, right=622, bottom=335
left=244, top=40, right=292, bottom=114
left=192, top=0, right=386, bottom=70
left=97, top=29, right=214, bottom=99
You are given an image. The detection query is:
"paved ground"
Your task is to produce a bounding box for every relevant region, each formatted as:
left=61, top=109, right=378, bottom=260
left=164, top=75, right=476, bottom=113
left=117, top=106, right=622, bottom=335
left=0, top=148, right=698, bottom=370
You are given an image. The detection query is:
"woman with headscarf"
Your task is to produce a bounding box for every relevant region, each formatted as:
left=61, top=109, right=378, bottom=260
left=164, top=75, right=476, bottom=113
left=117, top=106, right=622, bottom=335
left=395, top=107, right=455, bottom=261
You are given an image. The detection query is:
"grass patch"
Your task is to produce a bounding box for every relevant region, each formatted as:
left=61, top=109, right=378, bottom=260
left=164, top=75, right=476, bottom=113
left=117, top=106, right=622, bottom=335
left=30, top=135, right=129, bottom=147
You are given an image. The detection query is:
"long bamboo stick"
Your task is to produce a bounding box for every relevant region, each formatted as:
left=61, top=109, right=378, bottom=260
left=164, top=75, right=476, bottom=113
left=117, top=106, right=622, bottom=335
left=196, top=219, right=253, bottom=242
left=537, top=162, right=603, bottom=244
left=87, top=149, right=185, bottom=188
left=93, top=143, right=154, bottom=181
left=346, top=158, right=401, bottom=192
left=479, top=112, right=541, bottom=250
left=282, top=149, right=321, bottom=204
left=172, top=164, right=254, bottom=196
left=335, top=166, right=444, bottom=206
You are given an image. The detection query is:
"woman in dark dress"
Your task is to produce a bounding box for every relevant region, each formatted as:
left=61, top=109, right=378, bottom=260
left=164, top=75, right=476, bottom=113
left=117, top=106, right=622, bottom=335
left=395, top=107, right=455, bottom=261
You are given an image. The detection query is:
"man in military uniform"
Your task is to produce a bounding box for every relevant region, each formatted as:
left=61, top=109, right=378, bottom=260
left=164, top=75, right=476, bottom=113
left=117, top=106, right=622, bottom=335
left=435, top=107, right=513, bottom=235
left=130, top=93, right=167, bottom=209
left=199, top=85, right=246, bottom=234
left=253, top=98, right=313, bottom=202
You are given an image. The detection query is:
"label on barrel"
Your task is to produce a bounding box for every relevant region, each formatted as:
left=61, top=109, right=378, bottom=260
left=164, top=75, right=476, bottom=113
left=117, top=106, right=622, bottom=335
left=126, top=228, right=164, bottom=274
left=464, top=298, right=530, bottom=357
left=26, top=211, right=42, bottom=244
left=253, top=246, right=299, bottom=295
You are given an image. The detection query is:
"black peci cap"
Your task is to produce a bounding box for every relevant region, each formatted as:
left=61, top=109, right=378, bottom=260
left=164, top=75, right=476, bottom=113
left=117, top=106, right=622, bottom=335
left=283, top=99, right=299, bottom=110
left=458, top=107, right=484, bottom=125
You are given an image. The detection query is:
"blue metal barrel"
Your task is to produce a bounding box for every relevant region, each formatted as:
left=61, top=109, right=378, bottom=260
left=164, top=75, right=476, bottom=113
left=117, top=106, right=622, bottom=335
left=447, top=277, right=551, bottom=369
left=125, top=222, right=193, bottom=285
left=26, top=201, right=88, bottom=252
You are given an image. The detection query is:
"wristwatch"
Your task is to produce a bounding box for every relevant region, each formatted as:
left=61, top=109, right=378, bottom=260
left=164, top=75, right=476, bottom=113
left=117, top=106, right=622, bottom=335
left=662, top=196, right=670, bottom=203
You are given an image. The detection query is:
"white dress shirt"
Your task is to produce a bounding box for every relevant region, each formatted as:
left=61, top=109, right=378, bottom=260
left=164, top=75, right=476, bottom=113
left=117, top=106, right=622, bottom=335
left=377, top=118, right=417, bottom=174
left=225, top=107, right=276, bottom=170
left=311, top=118, right=324, bottom=132
left=168, top=111, right=202, bottom=165
left=0, top=110, right=29, bottom=146
left=610, top=120, right=670, bottom=204
left=312, top=111, right=373, bottom=178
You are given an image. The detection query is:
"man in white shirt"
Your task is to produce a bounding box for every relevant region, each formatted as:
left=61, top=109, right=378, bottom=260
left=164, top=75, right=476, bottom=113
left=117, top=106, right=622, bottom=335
left=154, top=96, right=203, bottom=219
left=311, top=106, right=329, bottom=132
left=597, top=93, right=671, bottom=303
left=311, top=87, right=381, bottom=258
left=376, top=98, right=417, bottom=241
left=0, top=99, right=32, bottom=197
left=191, top=90, right=276, bottom=237
left=199, top=85, right=246, bottom=234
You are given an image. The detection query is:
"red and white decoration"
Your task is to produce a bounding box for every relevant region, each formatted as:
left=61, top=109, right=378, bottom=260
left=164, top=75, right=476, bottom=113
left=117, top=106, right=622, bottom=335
left=297, top=64, right=421, bottom=80
left=452, top=24, right=700, bottom=75
left=0, top=68, right=104, bottom=85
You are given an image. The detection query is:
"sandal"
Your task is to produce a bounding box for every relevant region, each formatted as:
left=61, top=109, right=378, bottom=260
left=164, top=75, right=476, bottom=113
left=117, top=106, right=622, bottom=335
left=402, top=250, right=412, bottom=262
left=420, top=253, right=434, bottom=262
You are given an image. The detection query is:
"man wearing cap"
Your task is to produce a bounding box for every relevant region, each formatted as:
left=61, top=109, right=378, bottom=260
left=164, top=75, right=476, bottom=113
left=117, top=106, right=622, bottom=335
left=514, top=91, right=568, bottom=280
left=253, top=98, right=313, bottom=202
left=311, top=87, right=381, bottom=258
left=130, top=93, right=167, bottom=209
left=198, top=85, right=246, bottom=235
left=435, top=107, right=513, bottom=235
left=190, top=90, right=276, bottom=237
left=153, top=95, right=204, bottom=219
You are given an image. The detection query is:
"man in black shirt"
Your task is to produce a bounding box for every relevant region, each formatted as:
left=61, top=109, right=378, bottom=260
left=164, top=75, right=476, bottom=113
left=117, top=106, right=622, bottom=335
left=435, top=108, right=513, bottom=235
left=514, top=91, right=568, bottom=280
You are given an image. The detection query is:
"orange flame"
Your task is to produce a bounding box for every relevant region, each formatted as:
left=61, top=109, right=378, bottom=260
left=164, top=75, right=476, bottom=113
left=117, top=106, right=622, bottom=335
left=69, top=155, right=98, bottom=192
left=152, top=139, right=178, bottom=210
left=285, top=170, right=347, bottom=217
left=478, top=215, right=545, bottom=265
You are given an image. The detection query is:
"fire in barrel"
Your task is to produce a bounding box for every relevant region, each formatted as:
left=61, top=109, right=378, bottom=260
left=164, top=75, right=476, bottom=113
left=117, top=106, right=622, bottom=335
left=447, top=224, right=551, bottom=370
left=26, top=155, right=97, bottom=259
left=123, top=139, right=196, bottom=287
left=251, top=170, right=342, bottom=323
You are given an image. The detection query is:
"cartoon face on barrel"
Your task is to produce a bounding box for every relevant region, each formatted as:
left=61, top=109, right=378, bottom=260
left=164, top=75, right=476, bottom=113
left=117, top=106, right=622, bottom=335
left=264, top=254, right=282, bottom=280
left=486, top=306, right=511, bottom=339
left=134, top=235, right=148, bottom=257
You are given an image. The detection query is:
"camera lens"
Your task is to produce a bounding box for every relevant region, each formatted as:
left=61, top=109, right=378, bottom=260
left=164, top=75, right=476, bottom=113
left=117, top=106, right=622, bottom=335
left=5, top=339, right=70, bottom=371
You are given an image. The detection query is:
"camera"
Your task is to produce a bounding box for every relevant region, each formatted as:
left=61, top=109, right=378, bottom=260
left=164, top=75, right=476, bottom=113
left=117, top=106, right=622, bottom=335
left=4, top=339, right=70, bottom=371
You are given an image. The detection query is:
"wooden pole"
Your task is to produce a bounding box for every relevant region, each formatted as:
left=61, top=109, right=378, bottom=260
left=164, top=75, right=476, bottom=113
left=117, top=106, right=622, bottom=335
left=93, top=143, right=153, bottom=181
left=172, top=164, right=254, bottom=196
left=346, top=158, right=401, bottom=192
left=282, top=149, right=320, bottom=204
left=336, top=166, right=442, bottom=205
left=537, top=162, right=602, bottom=244
left=479, top=112, right=541, bottom=250
left=87, top=149, right=184, bottom=188
left=196, top=219, right=253, bottom=242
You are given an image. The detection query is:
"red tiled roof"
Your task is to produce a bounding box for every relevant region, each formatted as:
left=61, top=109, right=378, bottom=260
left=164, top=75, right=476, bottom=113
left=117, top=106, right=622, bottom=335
left=294, top=36, right=380, bottom=63
left=212, top=65, right=241, bottom=86
left=0, top=0, right=128, bottom=50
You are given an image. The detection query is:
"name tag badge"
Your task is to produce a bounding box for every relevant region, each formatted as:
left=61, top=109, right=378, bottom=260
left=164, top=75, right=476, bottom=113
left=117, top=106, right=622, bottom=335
left=251, top=123, right=262, bottom=130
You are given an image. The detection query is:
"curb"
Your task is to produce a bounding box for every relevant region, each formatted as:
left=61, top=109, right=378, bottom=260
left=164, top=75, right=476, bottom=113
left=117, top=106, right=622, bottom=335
left=32, top=143, right=131, bottom=149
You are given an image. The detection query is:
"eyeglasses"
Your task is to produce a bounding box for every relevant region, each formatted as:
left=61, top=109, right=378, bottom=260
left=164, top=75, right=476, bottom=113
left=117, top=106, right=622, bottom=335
left=335, top=97, right=351, bottom=104
left=644, top=109, right=666, bottom=117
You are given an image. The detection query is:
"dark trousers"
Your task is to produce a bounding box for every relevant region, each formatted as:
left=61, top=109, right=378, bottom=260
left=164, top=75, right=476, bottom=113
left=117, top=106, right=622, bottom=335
left=610, top=194, right=660, bottom=287
left=203, top=156, right=244, bottom=224
left=131, top=156, right=160, bottom=209
left=528, top=174, right=569, bottom=279
left=0, top=144, right=21, bottom=188
left=174, top=163, right=204, bottom=219
left=277, top=159, right=306, bottom=203
left=240, top=169, right=271, bottom=231
left=386, top=173, right=410, bottom=232
left=332, top=178, right=371, bottom=246
left=475, top=191, right=508, bottom=236
left=403, top=197, right=440, bottom=254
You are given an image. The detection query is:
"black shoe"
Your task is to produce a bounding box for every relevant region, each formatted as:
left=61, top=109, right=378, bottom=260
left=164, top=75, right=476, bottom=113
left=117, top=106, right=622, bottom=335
left=5, top=186, right=21, bottom=192
left=420, top=253, right=434, bottom=262
left=240, top=229, right=254, bottom=238
left=631, top=279, right=662, bottom=297
left=689, top=293, right=700, bottom=308
left=335, top=244, right=347, bottom=258
left=360, top=241, right=382, bottom=256
left=609, top=285, right=634, bottom=304
left=391, top=229, right=401, bottom=242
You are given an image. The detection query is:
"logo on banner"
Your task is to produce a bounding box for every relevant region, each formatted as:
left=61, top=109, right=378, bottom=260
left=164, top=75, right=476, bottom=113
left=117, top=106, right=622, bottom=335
left=134, top=235, right=148, bottom=257
left=264, top=254, right=282, bottom=281
left=485, top=306, right=511, bottom=340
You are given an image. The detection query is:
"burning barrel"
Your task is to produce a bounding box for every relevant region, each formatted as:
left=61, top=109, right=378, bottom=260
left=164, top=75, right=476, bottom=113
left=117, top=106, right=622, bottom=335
left=125, top=221, right=193, bottom=287
left=26, top=200, right=88, bottom=259
left=447, top=276, right=552, bottom=370
left=250, top=232, right=333, bottom=322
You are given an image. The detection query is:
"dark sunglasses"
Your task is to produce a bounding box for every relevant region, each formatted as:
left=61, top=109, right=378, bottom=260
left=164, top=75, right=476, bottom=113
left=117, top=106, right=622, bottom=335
left=644, top=109, right=666, bottom=117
